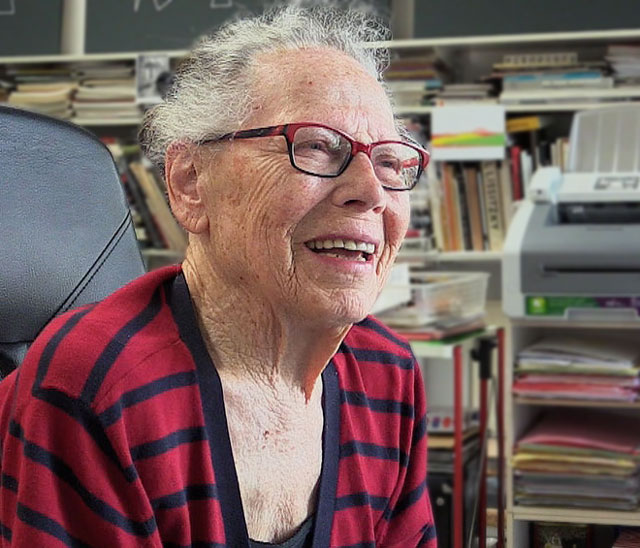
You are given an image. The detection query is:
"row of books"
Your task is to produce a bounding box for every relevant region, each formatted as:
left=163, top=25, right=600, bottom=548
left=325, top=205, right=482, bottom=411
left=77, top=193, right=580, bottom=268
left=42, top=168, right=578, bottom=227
left=105, top=140, right=187, bottom=254
left=513, top=409, right=640, bottom=511
left=429, top=160, right=513, bottom=252
left=494, top=51, right=613, bottom=105
left=513, top=336, right=640, bottom=403
left=507, top=114, right=571, bottom=173
left=387, top=46, right=640, bottom=110
left=1, top=63, right=140, bottom=122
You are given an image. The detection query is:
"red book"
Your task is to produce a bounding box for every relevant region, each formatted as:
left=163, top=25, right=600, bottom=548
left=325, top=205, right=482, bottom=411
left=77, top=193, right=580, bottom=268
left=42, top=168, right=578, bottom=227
left=509, top=145, right=523, bottom=200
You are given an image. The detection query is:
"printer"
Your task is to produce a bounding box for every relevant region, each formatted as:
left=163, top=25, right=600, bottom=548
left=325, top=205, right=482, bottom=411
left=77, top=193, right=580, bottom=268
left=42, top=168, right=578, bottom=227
left=503, top=106, right=640, bottom=321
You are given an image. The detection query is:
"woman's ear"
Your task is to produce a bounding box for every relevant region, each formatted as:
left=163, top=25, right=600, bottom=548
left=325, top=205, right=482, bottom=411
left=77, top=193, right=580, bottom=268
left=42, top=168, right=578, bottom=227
left=165, top=142, right=209, bottom=234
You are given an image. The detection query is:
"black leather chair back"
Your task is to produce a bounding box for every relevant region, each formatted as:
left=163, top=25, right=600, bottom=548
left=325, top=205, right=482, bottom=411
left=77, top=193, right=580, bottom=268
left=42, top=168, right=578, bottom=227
left=0, top=107, right=146, bottom=374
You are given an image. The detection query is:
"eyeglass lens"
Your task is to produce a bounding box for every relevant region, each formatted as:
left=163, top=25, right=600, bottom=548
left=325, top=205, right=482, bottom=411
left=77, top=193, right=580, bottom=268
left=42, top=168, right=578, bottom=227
left=291, top=126, right=421, bottom=189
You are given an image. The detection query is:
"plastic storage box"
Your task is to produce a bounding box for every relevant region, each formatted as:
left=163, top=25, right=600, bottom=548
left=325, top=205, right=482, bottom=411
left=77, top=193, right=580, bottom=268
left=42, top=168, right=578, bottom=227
left=411, top=271, right=490, bottom=323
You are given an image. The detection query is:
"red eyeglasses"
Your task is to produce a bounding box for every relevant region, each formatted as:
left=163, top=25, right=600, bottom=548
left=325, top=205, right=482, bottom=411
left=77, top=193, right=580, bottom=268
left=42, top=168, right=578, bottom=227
left=198, top=122, right=430, bottom=191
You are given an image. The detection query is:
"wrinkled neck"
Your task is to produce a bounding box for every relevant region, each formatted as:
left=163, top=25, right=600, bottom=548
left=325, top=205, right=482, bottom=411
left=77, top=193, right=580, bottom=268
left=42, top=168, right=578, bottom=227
left=182, top=245, right=349, bottom=401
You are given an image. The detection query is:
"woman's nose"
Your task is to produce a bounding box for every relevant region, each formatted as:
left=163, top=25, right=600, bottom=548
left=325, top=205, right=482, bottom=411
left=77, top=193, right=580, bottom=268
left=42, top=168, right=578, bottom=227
left=330, top=152, right=386, bottom=214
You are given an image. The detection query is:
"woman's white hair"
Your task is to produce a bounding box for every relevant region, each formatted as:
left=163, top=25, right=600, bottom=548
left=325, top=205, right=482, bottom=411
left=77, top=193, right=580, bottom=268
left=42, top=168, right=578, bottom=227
left=139, top=2, right=392, bottom=175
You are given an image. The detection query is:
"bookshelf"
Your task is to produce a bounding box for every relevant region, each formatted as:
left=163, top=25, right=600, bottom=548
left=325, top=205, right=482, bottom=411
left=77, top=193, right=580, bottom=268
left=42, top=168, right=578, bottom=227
left=505, top=319, right=640, bottom=546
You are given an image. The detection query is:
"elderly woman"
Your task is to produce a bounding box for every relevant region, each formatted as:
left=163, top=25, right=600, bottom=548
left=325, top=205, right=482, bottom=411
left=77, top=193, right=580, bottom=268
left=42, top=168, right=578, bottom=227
left=0, top=5, right=435, bottom=548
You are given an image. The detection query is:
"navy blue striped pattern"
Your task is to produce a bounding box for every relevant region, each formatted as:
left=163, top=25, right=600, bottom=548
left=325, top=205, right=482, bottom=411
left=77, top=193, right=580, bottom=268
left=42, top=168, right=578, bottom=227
left=413, top=414, right=428, bottom=446
left=163, top=542, right=226, bottom=548
left=80, top=288, right=164, bottom=403
left=130, top=426, right=207, bottom=461
left=384, top=481, right=427, bottom=521
left=335, top=491, right=388, bottom=512
left=340, top=390, right=414, bottom=418
left=99, top=370, right=197, bottom=427
left=340, top=440, right=409, bottom=468
left=17, top=504, right=92, bottom=548
left=0, top=521, right=10, bottom=542
left=356, top=317, right=412, bottom=353
left=9, top=420, right=157, bottom=538
left=420, top=523, right=437, bottom=543
left=151, top=483, right=218, bottom=511
left=32, top=386, right=138, bottom=482
left=1, top=473, right=17, bottom=493
left=338, top=348, right=414, bottom=370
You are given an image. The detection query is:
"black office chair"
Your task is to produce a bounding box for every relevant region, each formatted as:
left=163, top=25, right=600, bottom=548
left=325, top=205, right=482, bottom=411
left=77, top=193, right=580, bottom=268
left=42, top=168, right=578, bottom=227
left=0, top=106, right=146, bottom=375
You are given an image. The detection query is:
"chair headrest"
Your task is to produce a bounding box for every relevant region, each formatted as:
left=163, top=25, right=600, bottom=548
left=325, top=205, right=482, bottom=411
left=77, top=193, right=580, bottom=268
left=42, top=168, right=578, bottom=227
left=0, top=106, right=146, bottom=368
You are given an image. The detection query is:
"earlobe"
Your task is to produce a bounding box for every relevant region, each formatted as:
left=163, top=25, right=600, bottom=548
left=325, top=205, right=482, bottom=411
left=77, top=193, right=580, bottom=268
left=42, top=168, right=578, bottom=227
left=165, top=142, right=209, bottom=234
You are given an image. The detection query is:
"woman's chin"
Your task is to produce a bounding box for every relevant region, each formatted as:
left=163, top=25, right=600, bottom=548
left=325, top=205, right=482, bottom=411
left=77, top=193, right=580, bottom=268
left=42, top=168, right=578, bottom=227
left=293, top=292, right=375, bottom=329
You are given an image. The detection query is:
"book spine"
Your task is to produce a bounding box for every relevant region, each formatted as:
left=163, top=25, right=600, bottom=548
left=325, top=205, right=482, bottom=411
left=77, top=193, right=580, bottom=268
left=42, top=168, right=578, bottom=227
left=476, top=171, right=490, bottom=250
left=481, top=161, right=505, bottom=252
left=121, top=162, right=165, bottom=249
left=463, top=165, right=485, bottom=252
left=454, top=163, right=473, bottom=251
left=509, top=146, right=523, bottom=200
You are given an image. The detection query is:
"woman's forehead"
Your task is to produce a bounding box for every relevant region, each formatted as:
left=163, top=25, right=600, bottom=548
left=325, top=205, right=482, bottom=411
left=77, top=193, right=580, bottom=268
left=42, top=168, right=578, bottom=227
left=248, top=49, right=396, bottom=136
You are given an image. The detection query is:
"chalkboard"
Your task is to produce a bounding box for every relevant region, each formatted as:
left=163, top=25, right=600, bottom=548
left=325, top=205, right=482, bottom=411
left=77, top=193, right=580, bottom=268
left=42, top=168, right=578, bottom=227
left=85, top=0, right=391, bottom=54
left=414, top=0, right=640, bottom=39
left=0, top=0, right=63, bottom=55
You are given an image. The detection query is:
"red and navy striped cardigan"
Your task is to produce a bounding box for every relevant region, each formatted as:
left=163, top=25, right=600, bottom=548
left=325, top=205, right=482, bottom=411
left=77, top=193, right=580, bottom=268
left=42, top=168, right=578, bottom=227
left=0, top=265, right=436, bottom=547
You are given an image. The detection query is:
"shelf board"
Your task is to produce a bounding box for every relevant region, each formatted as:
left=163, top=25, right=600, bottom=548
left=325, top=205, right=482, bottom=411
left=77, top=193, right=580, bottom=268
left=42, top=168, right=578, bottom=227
left=0, top=50, right=187, bottom=64
left=504, top=102, right=640, bottom=112
left=72, top=117, right=142, bottom=127
left=410, top=336, right=480, bottom=359
left=369, top=29, right=640, bottom=49
left=395, top=102, right=640, bottom=116
left=509, top=318, right=640, bottom=329
left=513, top=396, right=640, bottom=409
left=437, top=251, right=502, bottom=262
left=512, top=505, right=640, bottom=526
left=409, top=328, right=495, bottom=359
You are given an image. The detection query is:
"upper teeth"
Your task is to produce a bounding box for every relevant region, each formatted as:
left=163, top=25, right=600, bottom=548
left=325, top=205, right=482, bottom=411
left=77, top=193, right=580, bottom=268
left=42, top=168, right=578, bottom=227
left=306, top=239, right=375, bottom=254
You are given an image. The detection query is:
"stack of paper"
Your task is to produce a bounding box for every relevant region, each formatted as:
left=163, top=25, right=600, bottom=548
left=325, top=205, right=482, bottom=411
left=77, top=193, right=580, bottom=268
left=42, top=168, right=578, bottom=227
left=513, top=336, right=640, bottom=402
left=6, top=66, right=78, bottom=119
left=71, top=64, right=140, bottom=122
left=432, top=83, right=497, bottom=106
left=385, top=54, right=443, bottom=107
left=513, top=410, right=640, bottom=510
left=607, top=45, right=640, bottom=84
left=429, top=425, right=480, bottom=475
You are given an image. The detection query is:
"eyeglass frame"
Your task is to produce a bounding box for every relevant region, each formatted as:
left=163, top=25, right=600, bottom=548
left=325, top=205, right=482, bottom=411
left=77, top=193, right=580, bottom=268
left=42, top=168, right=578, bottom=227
left=197, top=122, right=430, bottom=191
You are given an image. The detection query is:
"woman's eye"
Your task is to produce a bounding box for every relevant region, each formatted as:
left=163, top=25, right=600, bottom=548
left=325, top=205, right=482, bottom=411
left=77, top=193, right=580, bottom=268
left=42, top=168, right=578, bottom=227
left=376, top=156, right=401, bottom=171
left=297, top=140, right=332, bottom=153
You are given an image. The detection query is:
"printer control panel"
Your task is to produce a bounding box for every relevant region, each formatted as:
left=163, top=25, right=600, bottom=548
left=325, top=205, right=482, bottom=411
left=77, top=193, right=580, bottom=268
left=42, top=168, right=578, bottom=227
left=595, top=176, right=640, bottom=190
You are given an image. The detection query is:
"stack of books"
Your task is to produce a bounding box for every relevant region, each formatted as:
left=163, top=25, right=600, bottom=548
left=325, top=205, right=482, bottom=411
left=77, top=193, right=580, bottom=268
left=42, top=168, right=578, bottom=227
left=513, top=410, right=640, bottom=511
left=385, top=54, right=443, bottom=107
left=431, top=83, right=496, bottom=106
left=5, top=65, right=77, bottom=119
left=606, top=44, right=640, bottom=85
left=489, top=51, right=621, bottom=105
left=513, top=336, right=640, bottom=402
left=72, top=63, right=139, bottom=122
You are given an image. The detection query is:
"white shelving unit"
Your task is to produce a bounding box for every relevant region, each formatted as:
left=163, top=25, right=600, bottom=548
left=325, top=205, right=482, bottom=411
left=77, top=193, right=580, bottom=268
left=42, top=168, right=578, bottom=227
left=396, top=102, right=640, bottom=117
left=505, top=319, right=640, bottom=546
